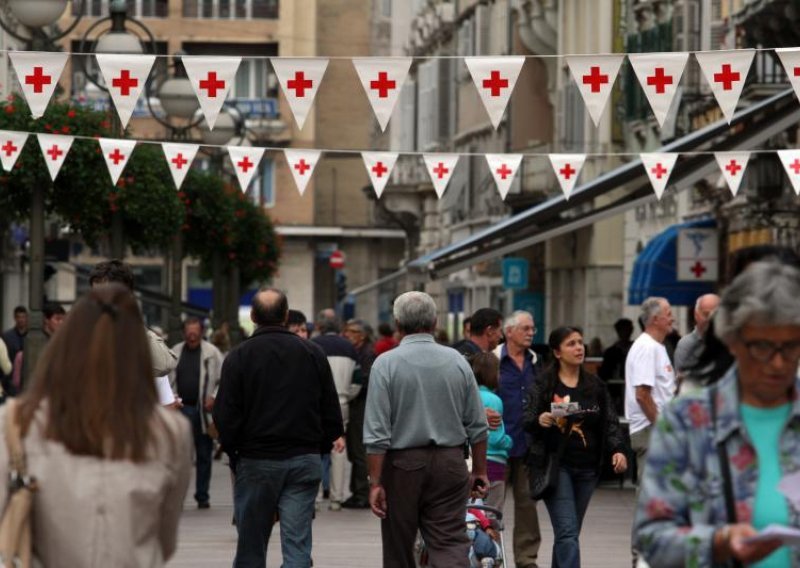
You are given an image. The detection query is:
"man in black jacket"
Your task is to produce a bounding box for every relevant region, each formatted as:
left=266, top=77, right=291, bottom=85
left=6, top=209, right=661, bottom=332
left=213, top=287, right=344, bottom=568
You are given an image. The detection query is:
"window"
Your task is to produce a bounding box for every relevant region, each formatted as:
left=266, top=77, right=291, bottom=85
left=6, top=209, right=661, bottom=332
left=244, top=158, right=274, bottom=207
left=232, top=59, right=269, bottom=99
left=73, top=0, right=168, bottom=17
left=183, top=0, right=278, bottom=19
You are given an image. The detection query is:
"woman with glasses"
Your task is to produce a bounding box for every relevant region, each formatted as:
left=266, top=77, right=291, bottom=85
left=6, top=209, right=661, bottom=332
left=634, top=259, right=800, bottom=567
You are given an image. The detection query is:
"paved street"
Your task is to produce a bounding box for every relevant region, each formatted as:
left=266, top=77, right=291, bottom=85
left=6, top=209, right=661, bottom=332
left=169, top=460, right=638, bottom=567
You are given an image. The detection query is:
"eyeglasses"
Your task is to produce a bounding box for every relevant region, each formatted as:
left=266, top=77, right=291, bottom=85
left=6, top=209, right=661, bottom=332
left=742, top=339, right=800, bottom=363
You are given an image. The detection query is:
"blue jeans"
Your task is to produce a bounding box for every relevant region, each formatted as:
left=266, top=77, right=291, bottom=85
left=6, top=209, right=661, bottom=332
left=543, top=466, right=598, bottom=568
left=320, top=453, right=331, bottom=492
left=233, top=454, right=322, bottom=568
left=181, top=406, right=213, bottom=505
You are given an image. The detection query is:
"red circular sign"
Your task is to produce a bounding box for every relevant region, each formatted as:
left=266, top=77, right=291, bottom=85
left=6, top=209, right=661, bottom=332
left=329, top=250, right=345, bottom=269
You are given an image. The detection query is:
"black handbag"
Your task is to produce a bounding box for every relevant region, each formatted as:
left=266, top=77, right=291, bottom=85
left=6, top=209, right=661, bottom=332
left=529, top=426, right=570, bottom=501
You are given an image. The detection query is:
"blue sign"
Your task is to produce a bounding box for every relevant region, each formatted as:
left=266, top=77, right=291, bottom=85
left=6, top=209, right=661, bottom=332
left=502, top=258, right=529, bottom=290
left=513, top=291, right=544, bottom=344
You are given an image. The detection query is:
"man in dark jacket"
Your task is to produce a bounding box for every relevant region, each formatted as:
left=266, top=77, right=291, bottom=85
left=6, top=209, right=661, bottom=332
left=214, top=288, right=344, bottom=568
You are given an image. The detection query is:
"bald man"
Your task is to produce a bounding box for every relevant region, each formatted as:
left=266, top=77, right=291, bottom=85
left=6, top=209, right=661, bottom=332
left=674, top=293, right=720, bottom=391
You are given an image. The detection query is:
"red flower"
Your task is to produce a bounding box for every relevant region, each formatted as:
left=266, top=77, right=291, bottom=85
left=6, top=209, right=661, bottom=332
left=100, top=120, right=110, bottom=129
left=730, top=444, right=756, bottom=471
left=4, top=105, right=14, bottom=114
left=61, top=126, right=70, bottom=134
left=44, top=124, right=52, bottom=131
left=645, top=498, right=674, bottom=520
left=67, top=109, right=76, bottom=118
left=687, top=402, right=710, bottom=428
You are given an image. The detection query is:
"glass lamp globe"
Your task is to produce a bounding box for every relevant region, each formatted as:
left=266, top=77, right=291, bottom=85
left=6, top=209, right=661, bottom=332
left=9, top=0, right=68, bottom=28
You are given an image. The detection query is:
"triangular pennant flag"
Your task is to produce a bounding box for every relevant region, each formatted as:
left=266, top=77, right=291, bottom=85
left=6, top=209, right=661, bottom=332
left=640, top=153, right=679, bottom=200
left=95, top=54, right=156, bottom=129
left=777, top=150, right=800, bottom=196
left=284, top=149, right=321, bottom=195
left=99, top=138, right=137, bottom=185
left=362, top=152, right=399, bottom=198
left=628, top=53, right=689, bottom=127
left=485, top=154, right=523, bottom=200
left=566, top=55, right=625, bottom=126
left=352, top=58, right=412, bottom=131
left=714, top=152, right=750, bottom=196
left=549, top=154, right=586, bottom=200
left=0, top=131, right=27, bottom=172
left=181, top=56, right=240, bottom=129
left=36, top=134, right=74, bottom=180
left=162, top=143, right=199, bottom=189
left=228, top=146, right=265, bottom=193
left=464, top=57, right=525, bottom=129
left=9, top=52, right=69, bottom=119
left=695, top=50, right=755, bottom=123
left=423, top=154, right=459, bottom=199
left=775, top=49, right=800, bottom=103
left=271, top=58, right=329, bottom=130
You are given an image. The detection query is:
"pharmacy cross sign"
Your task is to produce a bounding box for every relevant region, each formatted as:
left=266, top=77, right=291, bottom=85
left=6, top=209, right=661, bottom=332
left=646, top=67, right=673, bottom=94
left=46, top=145, right=63, bottom=161
left=482, top=70, right=509, bottom=97
left=725, top=159, right=742, bottom=176
left=25, top=66, right=52, bottom=93
left=171, top=153, right=188, bottom=170
left=496, top=163, right=513, bottom=180
left=559, top=163, right=577, bottom=180
left=199, top=71, right=225, bottom=97
left=651, top=163, right=668, bottom=179
left=112, top=70, right=138, bottom=96
left=713, top=64, right=741, bottom=91
left=371, top=161, right=388, bottom=178
left=690, top=261, right=707, bottom=278
left=108, top=148, right=126, bottom=165
left=237, top=156, right=255, bottom=173
left=582, top=66, right=609, bottom=93
left=287, top=71, right=314, bottom=97
left=432, top=162, right=449, bottom=179
left=1, top=141, right=18, bottom=157
left=294, top=159, right=311, bottom=175
left=370, top=72, right=396, bottom=98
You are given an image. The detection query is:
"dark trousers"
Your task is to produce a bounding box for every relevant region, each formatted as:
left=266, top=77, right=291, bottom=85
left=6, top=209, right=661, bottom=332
left=346, top=396, right=368, bottom=501
left=543, top=466, right=598, bottom=568
left=507, top=456, right=542, bottom=567
left=381, top=446, right=471, bottom=568
left=181, top=405, right=213, bottom=505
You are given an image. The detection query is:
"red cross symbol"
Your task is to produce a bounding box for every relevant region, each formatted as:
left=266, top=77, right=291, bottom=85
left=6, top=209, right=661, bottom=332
left=432, top=162, right=449, bottom=179
left=646, top=67, right=673, bottom=94
left=371, top=161, right=388, bottom=178
left=199, top=72, right=225, bottom=97
left=108, top=148, right=126, bottom=165
left=294, top=159, right=311, bottom=175
left=496, top=163, right=513, bottom=180
left=370, top=72, right=396, bottom=98
left=482, top=70, right=509, bottom=97
left=46, top=145, right=63, bottom=161
left=690, top=261, right=707, bottom=278
left=725, top=159, right=742, bottom=176
left=794, top=67, right=800, bottom=77
left=790, top=159, right=800, bottom=175
left=713, top=64, right=741, bottom=91
left=1, top=141, right=18, bottom=157
left=171, top=153, right=188, bottom=170
left=559, top=163, right=577, bottom=180
left=582, top=66, right=609, bottom=93
left=287, top=71, right=313, bottom=98
left=25, top=66, right=52, bottom=94
left=112, top=70, right=138, bottom=96
left=651, top=163, right=668, bottom=179
left=237, top=156, right=255, bottom=173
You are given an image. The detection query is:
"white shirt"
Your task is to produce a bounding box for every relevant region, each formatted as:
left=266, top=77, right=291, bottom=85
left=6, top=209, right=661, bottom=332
left=624, top=332, right=676, bottom=435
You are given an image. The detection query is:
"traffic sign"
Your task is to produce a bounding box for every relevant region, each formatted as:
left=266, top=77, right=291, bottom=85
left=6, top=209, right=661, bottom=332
left=329, top=249, right=345, bottom=270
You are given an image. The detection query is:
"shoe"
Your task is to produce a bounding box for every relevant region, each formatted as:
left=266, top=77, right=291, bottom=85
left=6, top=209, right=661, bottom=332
left=198, top=502, right=210, bottom=510
left=322, top=489, right=330, bottom=499
left=341, top=497, right=370, bottom=509
left=328, top=501, right=342, bottom=511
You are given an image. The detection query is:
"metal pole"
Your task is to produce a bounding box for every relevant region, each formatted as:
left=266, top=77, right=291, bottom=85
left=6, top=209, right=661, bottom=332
left=212, top=250, right=226, bottom=330
left=22, top=183, right=47, bottom=388
left=167, top=233, right=183, bottom=345
left=109, top=99, right=125, bottom=259
left=227, top=264, right=242, bottom=345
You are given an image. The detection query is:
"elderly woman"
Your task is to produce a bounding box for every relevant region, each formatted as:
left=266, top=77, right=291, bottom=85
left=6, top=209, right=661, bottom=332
left=634, top=260, right=800, bottom=567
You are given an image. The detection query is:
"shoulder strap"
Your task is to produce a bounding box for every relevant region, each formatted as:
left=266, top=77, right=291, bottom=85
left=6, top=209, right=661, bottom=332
left=4, top=400, right=26, bottom=478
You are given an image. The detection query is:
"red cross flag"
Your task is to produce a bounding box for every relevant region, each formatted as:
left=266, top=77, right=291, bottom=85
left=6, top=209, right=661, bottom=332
left=777, top=150, right=800, bottom=196
left=423, top=154, right=460, bottom=199
left=99, top=138, right=137, bottom=185
left=566, top=55, right=624, bottom=126
left=162, top=143, right=199, bottom=189
left=628, top=53, right=689, bottom=128
left=181, top=56, right=241, bottom=129
left=95, top=54, right=156, bottom=129
left=714, top=151, right=750, bottom=197
left=36, top=134, right=74, bottom=181
left=464, top=57, right=525, bottom=130
left=695, top=50, right=755, bottom=124
left=485, top=154, right=523, bottom=200
left=228, top=146, right=265, bottom=193
left=353, top=58, right=412, bottom=132
left=0, top=131, right=28, bottom=172
left=775, top=49, right=800, bottom=106
left=271, top=58, right=329, bottom=130
left=549, top=154, right=586, bottom=200
left=640, top=153, right=679, bottom=200
left=9, top=52, right=69, bottom=119
left=362, top=152, right=399, bottom=198
left=284, top=149, right=321, bottom=195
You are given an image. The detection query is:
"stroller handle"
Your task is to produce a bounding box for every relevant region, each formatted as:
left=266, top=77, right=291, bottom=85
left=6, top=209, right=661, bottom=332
left=466, top=503, right=504, bottom=521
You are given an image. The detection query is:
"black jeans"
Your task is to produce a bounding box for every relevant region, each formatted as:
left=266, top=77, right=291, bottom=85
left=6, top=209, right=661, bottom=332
left=346, top=396, right=368, bottom=501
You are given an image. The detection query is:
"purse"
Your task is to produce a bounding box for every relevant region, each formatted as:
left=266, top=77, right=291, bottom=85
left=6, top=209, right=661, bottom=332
left=0, top=399, right=37, bottom=568
left=529, top=425, right=570, bottom=501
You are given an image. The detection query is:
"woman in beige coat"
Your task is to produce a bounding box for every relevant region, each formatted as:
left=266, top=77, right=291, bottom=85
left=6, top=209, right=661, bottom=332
left=0, top=283, right=192, bottom=567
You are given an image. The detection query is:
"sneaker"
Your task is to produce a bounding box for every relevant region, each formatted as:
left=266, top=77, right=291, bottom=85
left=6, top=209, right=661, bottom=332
left=328, top=501, right=342, bottom=511
left=198, top=502, right=210, bottom=510
left=341, top=497, right=370, bottom=509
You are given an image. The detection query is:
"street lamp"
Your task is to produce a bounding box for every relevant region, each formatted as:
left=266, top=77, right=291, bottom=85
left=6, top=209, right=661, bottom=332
left=0, top=1, right=83, bottom=50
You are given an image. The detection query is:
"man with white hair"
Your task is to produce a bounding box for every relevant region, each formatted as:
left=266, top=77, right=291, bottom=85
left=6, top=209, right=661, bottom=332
left=673, top=293, right=720, bottom=390
left=364, top=291, right=488, bottom=568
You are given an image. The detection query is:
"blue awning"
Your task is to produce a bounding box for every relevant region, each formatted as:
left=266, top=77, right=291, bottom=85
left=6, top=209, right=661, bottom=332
left=628, top=218, right=716, bottom=306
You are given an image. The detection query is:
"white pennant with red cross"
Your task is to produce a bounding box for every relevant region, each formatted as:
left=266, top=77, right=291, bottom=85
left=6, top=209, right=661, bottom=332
left=777, top=150, right=800, bottom=195
left=566, top=55, right=624, bottom=126
left=465, top=57, right=525, bottom=130
left=284, top=149, right=321, bottom=195
left=99, top=138, right=137, bottom=185
left=549, top=154, right=586, bottom=200
left=37, top=134, right=74, bottom=180
left=628, top=53, right=689, bottom=128
left=228, top=146, right=265, bottom=193
left=362, top=152, right=399, bottom=198
left=9, top=52, right=69, bottom=119
left=714, top=152, right=750, bottom=196
left=640, top=153, right=679, bottom=200
left=0, top=131, right=27, bottom=172
left=95, top=54, right=156, bottom=129
left=695, top=50, right=755, bottom=124
left=271, top=58, right=329, bottom=130
left=486, top=154, right=523, bottom=200
left=162, top=143, right=199, bottom=189
left=423, top=154, right=459, bottom=199
left=181, top=56, right=240, bottom=129
left=775, top=49, right=800, bottom=105
left=353, top=58, right=412, bottom=132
